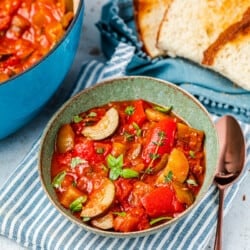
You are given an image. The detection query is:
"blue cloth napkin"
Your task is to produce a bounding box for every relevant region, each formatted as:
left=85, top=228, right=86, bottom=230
left=96, top=0, right=250, bottom=123
left=0, top=43, right=250, bottom=250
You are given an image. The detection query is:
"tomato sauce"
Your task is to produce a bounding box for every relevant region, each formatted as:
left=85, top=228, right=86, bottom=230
left=0, top=0, right=74, bottom=83
left=51, top=99, right=206, bottom=232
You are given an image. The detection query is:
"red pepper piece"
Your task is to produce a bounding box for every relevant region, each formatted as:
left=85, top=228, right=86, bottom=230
left=127, top=100, right=147, bottom=126
left=142, top=186, right=184, bottom=217
left=142, top=118, right=177, bottom=164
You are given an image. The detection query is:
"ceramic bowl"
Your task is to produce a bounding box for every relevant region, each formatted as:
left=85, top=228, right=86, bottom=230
left=39, top=76, right=219, bottom=237
left=0, top=0, right=84, bottom=140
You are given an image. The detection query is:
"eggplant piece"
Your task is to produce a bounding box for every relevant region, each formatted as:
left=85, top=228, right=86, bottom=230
left=82, top=107, right=119, bottom=140
left=80, top=178, right=115, bottom=218
left=91, top=212, right=114, bottom=230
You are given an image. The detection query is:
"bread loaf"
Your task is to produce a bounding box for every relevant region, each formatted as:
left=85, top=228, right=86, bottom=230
left=134, top=0, right=250, bottom=90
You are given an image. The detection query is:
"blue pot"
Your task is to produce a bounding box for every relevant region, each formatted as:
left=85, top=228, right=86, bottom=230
left=0, top=0, right=85, bottom=140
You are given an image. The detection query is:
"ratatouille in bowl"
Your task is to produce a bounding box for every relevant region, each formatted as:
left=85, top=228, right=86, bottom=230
left=39, top=76, right=219, bottom=237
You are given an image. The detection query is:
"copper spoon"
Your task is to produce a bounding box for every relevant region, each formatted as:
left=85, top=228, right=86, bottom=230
left=214, top=115, right=246, bottom=250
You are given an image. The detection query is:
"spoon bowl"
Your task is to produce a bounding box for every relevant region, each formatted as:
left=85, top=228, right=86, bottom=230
left=214, top=115, right=246, bottom=250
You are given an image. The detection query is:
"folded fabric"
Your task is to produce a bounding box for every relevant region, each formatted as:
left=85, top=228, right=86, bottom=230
left=0, top=43, right=250, bottom=250
left=96, top=0, right=250, bottom=123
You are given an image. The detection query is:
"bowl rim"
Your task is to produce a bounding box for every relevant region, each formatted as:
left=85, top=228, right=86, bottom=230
left=0, top=0, right=85, bottom=87
left=38, top=75, right=219, bottom=238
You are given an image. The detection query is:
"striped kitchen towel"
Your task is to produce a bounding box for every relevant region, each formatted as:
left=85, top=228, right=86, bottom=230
left=0, top=43, right=250, bottom=250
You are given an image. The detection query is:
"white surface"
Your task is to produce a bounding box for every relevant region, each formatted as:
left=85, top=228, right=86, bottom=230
left=0, top=1, right=250, bottom=249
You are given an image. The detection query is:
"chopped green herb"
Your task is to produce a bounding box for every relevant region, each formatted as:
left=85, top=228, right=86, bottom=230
left=186, top=179, right=198, bottom=186
left=153, top=141, right=163, bottom=146
left=150, top=216, right=172, bottom=225
left=154, top=105, right=172, bottom=113
left=144, top=167, right=153, bottom=174
left=153, top=131, right=166, bottom=146
left=132, top=122, right=142, bottom=136
left=113, top=211, right=126, bottom=217
left=69, top=196, right=87, bottom=212
left=87, top=112, right=97, bottom=117
left=82, top=217, right=90, bottom=222
left=149, top=153, right=160, bottom=160
left=164, top=171, right=173, bottom=183
left=189, top=150, right=195, bottom=158
left=73, top=115, right=83, bottom=123
left=158, top=131, right=166, bottom=139
left=70, top=157, right=86, bottom=168
left=102, top=164, right=108, bottom=172
left=96, top=147, right=105, bottom=154
left=52, top=171, right=66, bottom=189
left=125, top=106, right=135, bottom=115
left=123, top=131, right=134, bottom=141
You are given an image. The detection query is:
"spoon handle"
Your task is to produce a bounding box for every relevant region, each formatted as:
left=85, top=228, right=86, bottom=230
left=214, top=188, right=225, bottom=250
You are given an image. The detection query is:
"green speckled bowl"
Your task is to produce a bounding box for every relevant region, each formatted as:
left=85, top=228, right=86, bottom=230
left=39, top=76, right=219, bottom=237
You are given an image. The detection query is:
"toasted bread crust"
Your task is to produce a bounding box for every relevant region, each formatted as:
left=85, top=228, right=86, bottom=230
left=203, top=7, right=250, bottom=65
left=134, top=0, right=172, bottom=58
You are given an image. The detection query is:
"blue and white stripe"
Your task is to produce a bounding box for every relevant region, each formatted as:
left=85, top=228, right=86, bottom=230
left=0, top=43, right=250, bottom=250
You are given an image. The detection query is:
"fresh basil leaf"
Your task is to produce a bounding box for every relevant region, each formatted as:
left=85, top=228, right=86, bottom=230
left=132, top=122, right=142, bottom=136
left=82, top=217, right=90, bottom=222
left=73, top=115, right=83, bottom=123
left=113, top=211, right=126, bottom=217
left=189, top=150, right=195, bottom=158
left=150, top=216, right=172, bottom=225
left=109, top=167, right=121, bottom=181
left=154, top=105, right=172, bottom=113
left=87, top=112, right=97, bottom=117
left=121, top=168, right=139, bottom=179
left=70, top=157, right=86, bottom=168
left=107, top=154, right=123, bottom=169
left=69, top=196, right=87, bottom=212
left=186, top=179, right=198, bottom=186
left=107, top=154, right=138, bottom=180
left=52, top=171, right=66, bottom=189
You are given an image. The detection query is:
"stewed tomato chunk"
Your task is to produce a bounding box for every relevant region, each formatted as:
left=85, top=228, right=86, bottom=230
left=51, top=99, right=206, bottom=232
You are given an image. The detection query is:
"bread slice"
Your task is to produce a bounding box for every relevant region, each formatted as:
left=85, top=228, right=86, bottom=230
left=157, top=0, right=250, bottom=90
left=207, top=28, right=250, bottom=90
left=134, top=0, right=172, bottom=58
